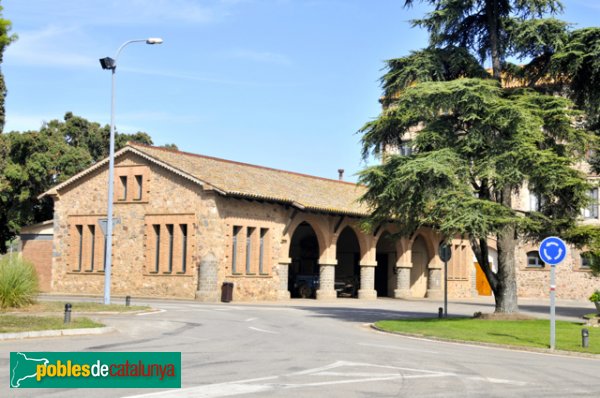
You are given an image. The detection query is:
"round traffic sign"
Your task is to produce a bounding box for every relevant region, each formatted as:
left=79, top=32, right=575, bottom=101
left=439, top=243, right=452, bottom=262
left=539, top=237, right=567, bottom=266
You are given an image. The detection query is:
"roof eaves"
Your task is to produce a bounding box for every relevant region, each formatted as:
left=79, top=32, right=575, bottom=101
left=226, top=191, right=367, bottom=217
left=38, top=145, right=225, bottom=200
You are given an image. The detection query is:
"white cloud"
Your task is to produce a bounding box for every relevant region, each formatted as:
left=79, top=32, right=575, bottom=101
left=120, top=66, right=262, bottom=86
left=4, top=112, right=57, bottom=132
left=5, top=26, right=96, bottom=68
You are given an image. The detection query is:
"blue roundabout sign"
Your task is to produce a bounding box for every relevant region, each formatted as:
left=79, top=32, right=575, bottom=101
left=539, top=236, right=567, bottom=266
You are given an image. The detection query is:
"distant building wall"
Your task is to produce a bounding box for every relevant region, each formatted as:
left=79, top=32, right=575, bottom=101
left=20, top=221, right=54, bottom=293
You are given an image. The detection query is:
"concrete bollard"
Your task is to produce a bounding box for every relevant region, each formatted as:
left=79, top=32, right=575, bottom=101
left=64, top=303, right=72, bottom=324
left=582, top=328, right=589, bottom=348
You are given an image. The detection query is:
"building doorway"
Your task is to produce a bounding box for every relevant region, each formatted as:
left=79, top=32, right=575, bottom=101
left=289, top=222, right=320, bottom=298
left=375, top=232, right=396, bottom=297
left=336, top=227, right=361, bottom=298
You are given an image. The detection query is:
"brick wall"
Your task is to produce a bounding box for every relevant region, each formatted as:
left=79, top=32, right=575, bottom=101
left=22, top=239, right=53, bottom=292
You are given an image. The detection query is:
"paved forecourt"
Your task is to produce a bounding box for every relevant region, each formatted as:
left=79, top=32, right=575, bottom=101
left=1, top=297, right=598, bottom=397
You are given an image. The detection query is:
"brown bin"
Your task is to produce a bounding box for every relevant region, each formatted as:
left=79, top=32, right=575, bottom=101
left=221, top=282, right=234, bottom=303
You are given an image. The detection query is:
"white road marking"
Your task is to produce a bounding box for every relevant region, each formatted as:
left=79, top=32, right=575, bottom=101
left=137, top=309, right=166, bottom=316
left=124, top=360, right=530, bottom=398
left=126, top=381, right=275, bottom=398
left=358, top=342, right=439, bottom=354
left=467, top=376, right=529, bottom=386
left=244, top=317, right=257, bottom=322
left=248, top=326, right=278, bottom=334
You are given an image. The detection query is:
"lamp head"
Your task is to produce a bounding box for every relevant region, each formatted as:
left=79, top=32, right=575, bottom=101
left=146, top=38, right=163, bottom=45
left=99, top=57, right=116, bottom=70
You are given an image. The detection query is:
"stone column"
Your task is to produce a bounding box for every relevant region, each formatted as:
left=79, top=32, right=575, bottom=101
left=276, top=258, right=291, bottom=300
left=316, top=261, right=337, bottom=300
left=358, top=263, right=377, bottom=299
left=426, top=264, right=443, bottom=299
left=393, top=266, right=412, bottom=298
left=195, top=252, right=219, bottom=302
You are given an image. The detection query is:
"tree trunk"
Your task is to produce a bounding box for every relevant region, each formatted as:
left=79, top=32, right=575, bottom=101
left=494, top=186, right=519, bottom=313
left=486, top=0, right=502, bottom=79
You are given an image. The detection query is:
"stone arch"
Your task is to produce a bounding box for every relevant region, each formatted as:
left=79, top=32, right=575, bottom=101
left=288, top=221, right=322, bottom=298
left=333, top=219, right=369, bottom=263
left=408, top=229, right=437, bottom=267
left=284, top=214, right=328, bottom=260
left=410, top=234, right=431, bottom=298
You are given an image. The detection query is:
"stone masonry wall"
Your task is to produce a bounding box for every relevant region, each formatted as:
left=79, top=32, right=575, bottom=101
left=214, top=199, right=289, bottom=301
left=52, top=153, right=219, bottom=299
left=516, top=242, right=600, bottom=300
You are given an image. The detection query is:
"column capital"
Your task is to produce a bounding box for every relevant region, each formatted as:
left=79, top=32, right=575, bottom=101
left=319, top=259, right=338, bottom=266
left=359, top=261, right=377, bottom=267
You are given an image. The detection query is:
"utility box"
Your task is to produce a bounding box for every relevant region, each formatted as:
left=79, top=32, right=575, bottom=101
left=221, top=282, right=234, bottom=303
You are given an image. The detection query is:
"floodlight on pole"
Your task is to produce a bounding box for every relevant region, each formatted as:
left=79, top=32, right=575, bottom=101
left=99, top=38, right=163, bottom=305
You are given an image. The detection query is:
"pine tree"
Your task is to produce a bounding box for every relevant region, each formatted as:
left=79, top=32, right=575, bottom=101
left=360, top=0, right=597, bottom=313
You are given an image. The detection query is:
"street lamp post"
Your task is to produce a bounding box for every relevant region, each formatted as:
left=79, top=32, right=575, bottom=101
left=99, top=38, right=163, bottom=305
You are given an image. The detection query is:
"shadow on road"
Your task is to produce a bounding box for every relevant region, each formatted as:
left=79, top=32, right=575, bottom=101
left=290, top=306, right=443, bottom=323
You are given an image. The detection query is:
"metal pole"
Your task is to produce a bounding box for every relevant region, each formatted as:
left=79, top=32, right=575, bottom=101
left=444, top=260, right=448, bottom=317
left=102, top=39, right=149, bottom=305
left=103, top=66, right=116, bottom=305
left=550, top=265, right=556, bottom=350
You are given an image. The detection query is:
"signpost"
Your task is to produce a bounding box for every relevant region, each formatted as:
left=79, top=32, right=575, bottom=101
left=538, top=236, right=567, bottom=350
left=439, top=243, right=452, bottom=318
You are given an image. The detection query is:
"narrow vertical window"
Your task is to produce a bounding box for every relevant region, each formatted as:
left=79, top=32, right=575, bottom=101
left=153, top=224, right=161, bottom=272
left=89, top=225, right=95, bottom=271
left=259, top=228, right=267, bottom=274
left=76, top=225, right=83, bottom=271
left=180, top=224, right=188, bottom=273
left=232, top=226, right=241, bottom=274
left=246, top=227, right=254, bottom=274
left=119, top=176, right=128, bottom=200
left=585, top=188, right=599, bottom=219
left=135, top=175, right=143, bottom=200
left=166, top=224, right=174, bottom=273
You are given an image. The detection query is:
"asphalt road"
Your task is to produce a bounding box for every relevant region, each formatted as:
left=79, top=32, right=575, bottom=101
left=2, top=297, right=599, bottom=397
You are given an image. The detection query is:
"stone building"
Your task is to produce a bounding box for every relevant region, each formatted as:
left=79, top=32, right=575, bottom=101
left=37, top=142, right=599, bottom=301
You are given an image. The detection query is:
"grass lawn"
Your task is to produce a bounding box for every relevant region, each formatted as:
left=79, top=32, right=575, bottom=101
left=375, top=318, right=600, bottom=354
left=0, top=315, right=103, bottom=333
left=1, top=301, right=150, bottom=313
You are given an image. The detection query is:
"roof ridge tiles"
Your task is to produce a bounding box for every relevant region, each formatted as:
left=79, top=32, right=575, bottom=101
left=128, top=142, right=360, bottom=187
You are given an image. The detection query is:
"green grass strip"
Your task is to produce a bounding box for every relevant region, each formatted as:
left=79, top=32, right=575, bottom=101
left=375, top=318, right=600, bottom=354
left=0, top=315, right=104, bottom=333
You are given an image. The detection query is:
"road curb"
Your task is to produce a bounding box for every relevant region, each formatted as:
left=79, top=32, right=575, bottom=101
left=0, top=326, right=116, bottom=341
left=369, top=324, right=600, bottom=359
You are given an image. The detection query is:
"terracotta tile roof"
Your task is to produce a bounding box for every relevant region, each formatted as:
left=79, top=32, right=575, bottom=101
left=129, top=143, right=369, bottom=216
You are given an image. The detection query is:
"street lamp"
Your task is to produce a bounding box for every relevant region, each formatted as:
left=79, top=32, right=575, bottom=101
left=99, top=38, right=163, bottom=305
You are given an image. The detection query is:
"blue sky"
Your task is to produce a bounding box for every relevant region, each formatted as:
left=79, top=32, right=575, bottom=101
left=2, top=0, right=598, bottom=182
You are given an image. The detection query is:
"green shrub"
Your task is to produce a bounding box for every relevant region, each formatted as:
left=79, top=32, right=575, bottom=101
left=590, top=290, right=600, bottom=303
left=0, top=254, right=39, bottom=308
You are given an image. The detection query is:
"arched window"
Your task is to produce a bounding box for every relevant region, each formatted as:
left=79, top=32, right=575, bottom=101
left=580, top=252, right=593, bottom=269
left=526, top=251, right=545, bottom=268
